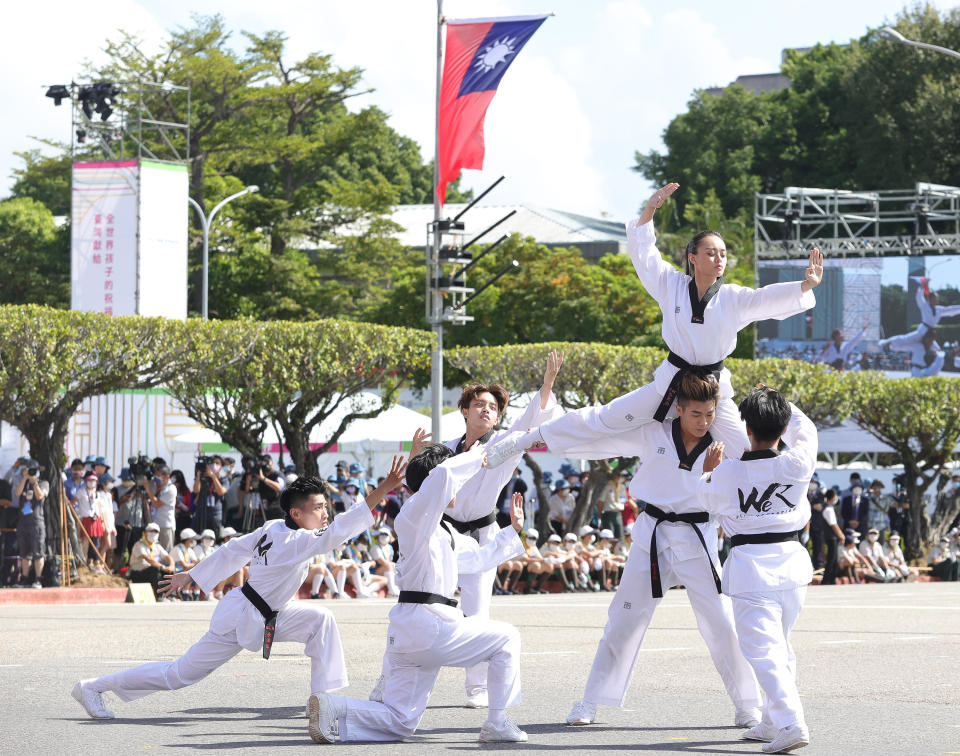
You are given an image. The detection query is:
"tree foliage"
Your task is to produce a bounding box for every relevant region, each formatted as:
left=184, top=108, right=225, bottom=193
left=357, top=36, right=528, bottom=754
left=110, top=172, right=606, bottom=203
left=635, top=4, right=960, bottom=216
left=0, top=198, right=69, bottom=308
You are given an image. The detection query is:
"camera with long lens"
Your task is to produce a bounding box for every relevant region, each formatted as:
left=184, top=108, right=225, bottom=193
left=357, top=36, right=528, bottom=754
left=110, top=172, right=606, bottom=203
left=27, top=467, right=39, bottom=477
left=242, top=454, right=270, bottom=477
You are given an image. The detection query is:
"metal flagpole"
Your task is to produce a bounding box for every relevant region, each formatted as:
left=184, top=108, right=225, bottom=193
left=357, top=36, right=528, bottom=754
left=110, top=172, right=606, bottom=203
left=430, top=0, right=445, bottom=442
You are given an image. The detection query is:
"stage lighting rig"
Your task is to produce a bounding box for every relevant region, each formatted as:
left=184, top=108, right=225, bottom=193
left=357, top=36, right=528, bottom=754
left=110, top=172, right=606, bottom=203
left=45, top=85, right=70, bottom=106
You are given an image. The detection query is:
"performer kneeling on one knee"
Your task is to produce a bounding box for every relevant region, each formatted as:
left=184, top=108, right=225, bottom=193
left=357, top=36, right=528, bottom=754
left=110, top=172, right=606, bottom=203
left=565, top=372, right=762, bottom=729
left=698, top=385, right=817, bottom=754
left=71, top=463, right=405, bottom=721
left=308, top=443, right=529, bottom=744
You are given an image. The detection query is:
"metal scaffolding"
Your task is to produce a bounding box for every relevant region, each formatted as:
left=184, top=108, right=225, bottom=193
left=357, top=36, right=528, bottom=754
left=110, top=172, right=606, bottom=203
left=754, top=183, right=960, bottom=260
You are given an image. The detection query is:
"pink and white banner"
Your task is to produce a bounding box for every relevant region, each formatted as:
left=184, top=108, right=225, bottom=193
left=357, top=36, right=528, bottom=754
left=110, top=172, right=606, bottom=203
left=71, top=160, right=139, bottom=315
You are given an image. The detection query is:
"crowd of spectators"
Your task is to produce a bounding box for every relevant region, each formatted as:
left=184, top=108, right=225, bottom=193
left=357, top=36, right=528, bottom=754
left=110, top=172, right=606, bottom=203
left=756, top=339, right=960, bottom=373
left=1, top=449, right=957, bottom=598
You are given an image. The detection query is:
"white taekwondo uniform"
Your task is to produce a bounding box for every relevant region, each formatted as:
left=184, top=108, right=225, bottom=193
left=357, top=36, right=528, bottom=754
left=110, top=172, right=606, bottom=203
left=561, top=419, right=761, bottom=711
left=442, top=392, right=559, bottom=694
left=816, top=326, right=866, bottom=368
left=537, top=219, right=816, bottom=458
left=697, top=403, right=816, bottom=732
left=883, top=285, right=960, bottom=349
left=334, top=448, right=525, bottom=741
left=89, top=502, right=373, bottom=701
left=887, top=334, right=945, bottom=377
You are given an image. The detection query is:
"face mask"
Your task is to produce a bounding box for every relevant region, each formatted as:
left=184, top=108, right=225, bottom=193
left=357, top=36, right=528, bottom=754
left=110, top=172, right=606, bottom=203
left=72, top=471, right=83, bottom=478
left=104, top=483, right=114, bottom=492
left=145, top=532, right=158, bottom=543
left=890, top=539, right=900, bottom=548
left=346, top=487, right=358, bottom=495
left=211, top=463, right=222, bottom=474
left=852, top=487, right=862, bottom=496
left=584, top=535, right=595, bottom=545
left=202, top=538, right=214, bottom=547
left=808, top=483, right=818, bottom=494
left=867, top=534, right=878, bottom=543
left=377, top=535, right=389, bottom=544
left=85, top=481, right=96, bottom=490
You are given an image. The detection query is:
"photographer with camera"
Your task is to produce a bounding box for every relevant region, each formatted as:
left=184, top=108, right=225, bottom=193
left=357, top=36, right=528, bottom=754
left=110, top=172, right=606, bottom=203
left=14, top=461, right=46, bottom=588
left=240, top=454, right=283, bottom=525
left=145, top=465, right=177, bottom=553
left=192, top=455, right=227, bottom=537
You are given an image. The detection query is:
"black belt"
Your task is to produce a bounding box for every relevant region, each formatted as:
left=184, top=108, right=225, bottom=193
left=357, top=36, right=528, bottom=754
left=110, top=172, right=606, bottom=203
left=241, top=582, right=279, bottom=659
left=442, top=511, right=496, bottom=535
left=731, top=530, right=801, bottom=547
left=643, top=502, right=721, bottom=599
left=653, top=352, right=725, bottom=422
left=397, top=590, right=458, bottom=608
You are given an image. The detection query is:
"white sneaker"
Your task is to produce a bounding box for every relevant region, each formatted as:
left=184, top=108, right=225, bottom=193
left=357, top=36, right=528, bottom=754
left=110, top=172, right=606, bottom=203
left=762, top=724, right=810, bottom=753
left=465, top=690, right=488, bottom=708
left=735, top=707, right=762, bottom=728
left=30, top=581, right=43, bottom=589
left=479, top=716, right=528, bottom=742
left=71, top=680, right=115, bottom=719
left=369, top=675, right=385, bottom=703
left=483, top=431, right=527, bottom=469
left=742, top=721, right=779, bottom=742
left=565, top=700, right=596, bottom=725
left=307, top=693, right=339, bottom=744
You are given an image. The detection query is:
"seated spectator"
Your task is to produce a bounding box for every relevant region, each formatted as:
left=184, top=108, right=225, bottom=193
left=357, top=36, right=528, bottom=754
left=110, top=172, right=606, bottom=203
left=308, top=553, right=339, bottom=599
left=561, top=532, right=591, bottom=591
left=548, top=480, right=575, bottom=537
left=15, top=466, right=45, bottom=588
left=541, top=533, right=578, bottom=592
left=858, top=527, right=897, bottom=582
left=601, top=529, right=626, bottom=586
left=195, top=529, right=217, bottom=560
left=128, top=523, right=175, bottom=599
left=837, top=534, right=862, bottom=583
left=884, top=532, right=915, bottom=582
left=349, top=533, right=389, bottom=597
left=210, top=526, right=243, bottom=599
left=928, top=535, right=959, bottom=582
left=517, top=528, right=550, bottom=594
left=368, top=526, right=399, bottom=597
left=172, top=528, right=202, bottom=600
left=616, top=524, right=633, bottom=559
left=576, top=526, right=604, bottom=592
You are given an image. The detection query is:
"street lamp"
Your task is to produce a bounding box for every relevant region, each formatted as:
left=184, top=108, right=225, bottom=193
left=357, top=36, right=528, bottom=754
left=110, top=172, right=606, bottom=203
left=877, top=26, right=960, bottom=61
left=187, top=185, right=259, bottom=319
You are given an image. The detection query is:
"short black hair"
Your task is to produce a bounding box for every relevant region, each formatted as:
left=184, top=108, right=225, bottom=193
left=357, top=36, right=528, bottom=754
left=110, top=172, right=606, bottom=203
left=738, top=387, right=791, bottom=443
left=280, top=475, right=329, bottom=514
left=405, top=444, right=456, bottom=493
left=825, top=488, right=838, bottom=501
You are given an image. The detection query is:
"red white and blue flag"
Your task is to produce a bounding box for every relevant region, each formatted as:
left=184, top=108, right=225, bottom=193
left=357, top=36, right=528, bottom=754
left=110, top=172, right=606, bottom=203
left=436, top=14, right=549, bottom=206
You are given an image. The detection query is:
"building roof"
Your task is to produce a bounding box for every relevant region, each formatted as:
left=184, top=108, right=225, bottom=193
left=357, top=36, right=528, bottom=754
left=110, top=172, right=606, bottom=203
left=391, top=203, right=627, bottom=258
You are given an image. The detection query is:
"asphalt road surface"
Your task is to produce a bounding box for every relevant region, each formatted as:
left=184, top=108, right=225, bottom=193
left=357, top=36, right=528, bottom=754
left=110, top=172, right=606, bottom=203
left=1, top=582, right=958, bottom=755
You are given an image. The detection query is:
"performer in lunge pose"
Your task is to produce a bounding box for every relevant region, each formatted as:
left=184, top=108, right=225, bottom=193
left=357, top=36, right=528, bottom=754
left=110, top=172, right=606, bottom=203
left=71, top=464, right=405, bottom=720
left=309, top=444, right=529, bottom=744
left=563, top=373, right=762, bottom=729
left=484, top=183, right=822, bottom=468
left=886, top=327, right=946, bottom=377
left=370, top=350, right=563, bottom=708
left=879, top=278, right=960, bottom=350
left=815, top=324, right=868, bottom=370
left=698, top=386, right=817, bottom=754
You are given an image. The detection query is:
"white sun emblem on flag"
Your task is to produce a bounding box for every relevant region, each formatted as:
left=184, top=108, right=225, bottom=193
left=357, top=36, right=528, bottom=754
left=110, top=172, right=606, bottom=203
left=474, top=36, right=516, bottom=73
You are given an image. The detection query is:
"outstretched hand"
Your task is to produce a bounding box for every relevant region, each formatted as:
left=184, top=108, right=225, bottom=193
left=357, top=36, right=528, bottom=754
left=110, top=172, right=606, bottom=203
left=158, top=571, right=192, bottom=598
left=801, top=248, right=823, bottom=292
left=409, top=427, right=432, bottom=459
left=702, top=441, right=725, bottom=474
left=639, top=182, right=680, bottom=225
left=540, top=349, right=565, bottom=408
left=383, top=454, right=407, bottom=491
left=509, top=492, right=524, bottom=532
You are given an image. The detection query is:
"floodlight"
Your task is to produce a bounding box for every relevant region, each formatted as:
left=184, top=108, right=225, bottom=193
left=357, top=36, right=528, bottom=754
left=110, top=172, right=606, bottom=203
left=45, top=85, right=70, bottom=106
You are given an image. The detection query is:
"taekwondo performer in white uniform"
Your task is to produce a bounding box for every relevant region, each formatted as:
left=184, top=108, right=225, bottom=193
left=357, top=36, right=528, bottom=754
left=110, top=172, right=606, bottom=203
left=370, top=350, right=563, bottom=708
left=698, top=386, right=817, bottom=754
left=816, top=325, right=868, bottom=369
left=484, top=182, right=822, bottom=469
left=886, top=327, right=946, bottom=377
left=309, top=443, right=529, bottom=744
left=71, top=466, right=404, bottom=720
left=563, top=372, right=762, bottom=729
left=880, top=280, right=960, bottom=350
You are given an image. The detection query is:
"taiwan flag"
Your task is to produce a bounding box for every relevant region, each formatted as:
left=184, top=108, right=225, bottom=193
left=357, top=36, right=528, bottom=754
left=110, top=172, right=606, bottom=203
left=436, top=14, right=549, bottom=206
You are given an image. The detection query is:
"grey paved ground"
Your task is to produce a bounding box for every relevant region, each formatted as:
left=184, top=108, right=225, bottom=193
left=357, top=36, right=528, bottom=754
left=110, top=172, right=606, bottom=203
left=1, top=582, right=959, bottom=755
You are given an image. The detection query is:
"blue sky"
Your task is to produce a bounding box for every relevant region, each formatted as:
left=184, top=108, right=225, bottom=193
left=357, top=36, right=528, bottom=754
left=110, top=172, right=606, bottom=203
left=2, top=0, right=956, bottom=225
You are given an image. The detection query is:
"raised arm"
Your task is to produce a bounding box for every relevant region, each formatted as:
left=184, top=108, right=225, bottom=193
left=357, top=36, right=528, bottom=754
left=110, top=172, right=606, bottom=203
left=627, top=183, right=683, bottom=305
left=734, top=251, right=820, bottom=329
left=780, top=402, right=818, bottom=480
left=916, top=284, right=933, bottom=323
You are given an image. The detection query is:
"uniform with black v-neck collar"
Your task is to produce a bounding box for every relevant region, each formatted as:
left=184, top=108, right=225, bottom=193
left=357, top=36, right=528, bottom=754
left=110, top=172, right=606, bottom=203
left=555, top=417, right=762, bottom=714
left=535, top=218, right=815, bottom=472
